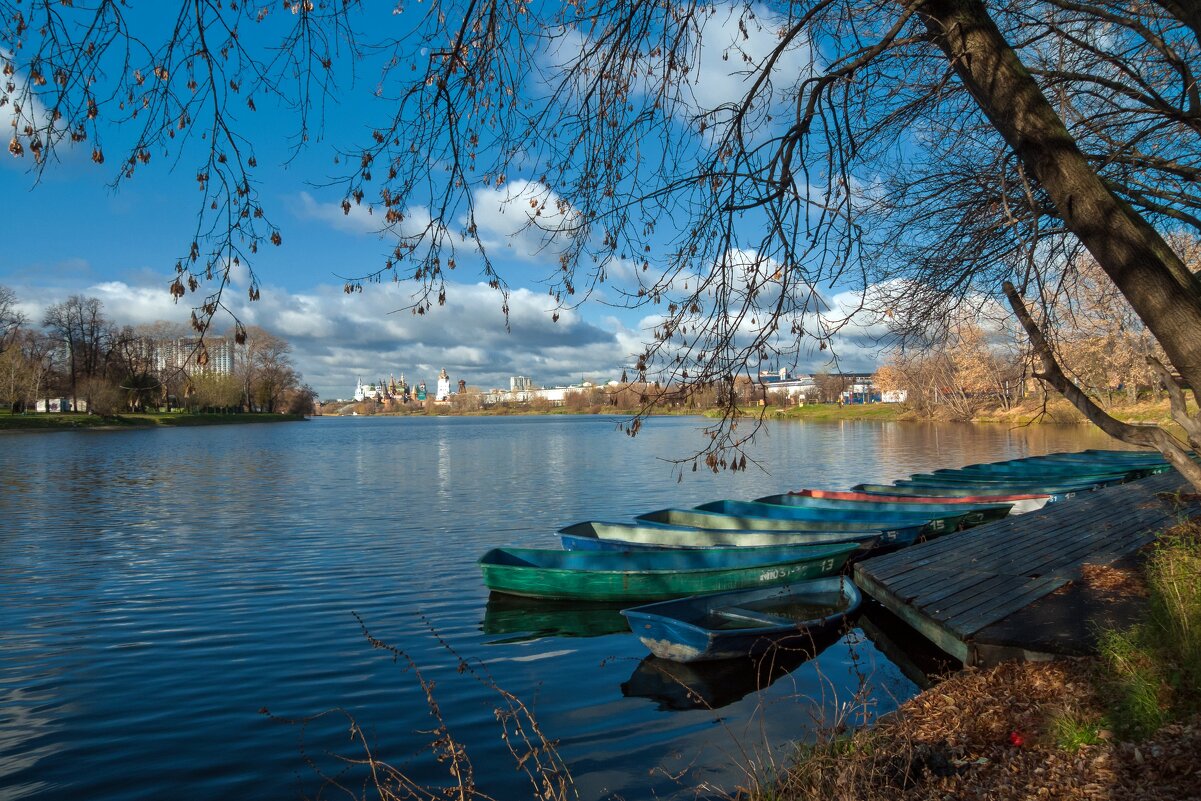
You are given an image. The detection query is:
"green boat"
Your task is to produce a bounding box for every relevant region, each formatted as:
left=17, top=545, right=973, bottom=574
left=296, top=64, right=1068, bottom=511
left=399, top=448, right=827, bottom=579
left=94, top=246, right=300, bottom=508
left=478, top=542, right=858, bottom=602
left=692, top=499, right=970, bottom=537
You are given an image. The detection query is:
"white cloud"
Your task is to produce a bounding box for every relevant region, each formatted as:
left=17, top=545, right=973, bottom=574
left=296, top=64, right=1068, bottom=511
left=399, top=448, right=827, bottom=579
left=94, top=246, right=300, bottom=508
left=6, top=258, right=894, bottom=400
left=212, top=278, right=637, bottom=398
left=468, top=179, right=581, bottom=264
left=549, top=3, right=815, bottom=137
left=90, top=281, right=193, bottom=326
left=11, top=272, right=641, bottom=399
left=684, top=4, right=816, bottom=118
left=291, top=191, right=385, bottom=236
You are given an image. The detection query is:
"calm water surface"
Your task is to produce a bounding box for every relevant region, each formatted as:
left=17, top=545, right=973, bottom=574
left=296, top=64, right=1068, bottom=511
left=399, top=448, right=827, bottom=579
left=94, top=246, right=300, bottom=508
left=0, top=415, right=1130, bottom=800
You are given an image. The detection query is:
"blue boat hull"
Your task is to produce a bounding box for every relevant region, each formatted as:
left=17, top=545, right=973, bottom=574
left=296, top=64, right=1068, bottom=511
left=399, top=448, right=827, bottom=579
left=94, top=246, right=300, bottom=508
left=622, top=576, right=861, bottom=662
left=694, top=499, right=966, bottom=536
left=636, top=508, right=924, bottom=546
left=754, top=493, right=1012, bottom=525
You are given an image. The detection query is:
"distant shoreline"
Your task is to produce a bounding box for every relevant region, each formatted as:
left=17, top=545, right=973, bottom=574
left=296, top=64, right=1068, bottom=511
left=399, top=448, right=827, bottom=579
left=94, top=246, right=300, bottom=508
left=320, top=396, right=1190, bottom=430
left=0, top=412, right=308, bottom=433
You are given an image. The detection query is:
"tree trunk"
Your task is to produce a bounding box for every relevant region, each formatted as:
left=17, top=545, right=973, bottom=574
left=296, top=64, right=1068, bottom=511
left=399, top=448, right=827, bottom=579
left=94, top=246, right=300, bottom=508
left=913, top=0, right=1201, bottom=407
left=914, top=0, right=1201, bottom=488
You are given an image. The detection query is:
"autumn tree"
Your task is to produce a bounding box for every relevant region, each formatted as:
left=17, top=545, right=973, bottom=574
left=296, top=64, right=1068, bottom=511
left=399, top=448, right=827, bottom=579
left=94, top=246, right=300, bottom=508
left=879, top=322, right=1024, bottom=419
left=0, top=286, right=32, bottom=411
left=1048, top=257, right=1167, bottom=405
left=4, top=2, right=1201, bottom=483
left=234, top=327, right=299, bottom=413
left=188, top=372, right=243, bottom=412
left=104, top=325, right=163, bottom=412
left=282, top=383, right=318, bottom=416
left=0, top=336, right=37, bottom=412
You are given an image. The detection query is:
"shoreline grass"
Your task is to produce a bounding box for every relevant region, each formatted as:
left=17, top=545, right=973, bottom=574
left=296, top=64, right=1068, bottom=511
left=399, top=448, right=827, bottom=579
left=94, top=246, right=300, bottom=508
left=324, top=396, right=1191, bottom=429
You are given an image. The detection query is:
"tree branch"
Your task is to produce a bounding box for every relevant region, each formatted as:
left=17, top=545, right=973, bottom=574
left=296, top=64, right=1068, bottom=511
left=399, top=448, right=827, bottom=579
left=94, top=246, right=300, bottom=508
left=1147, top=355, right=1201, bottom=443
left=1004, top=280, right=1201, bottom=489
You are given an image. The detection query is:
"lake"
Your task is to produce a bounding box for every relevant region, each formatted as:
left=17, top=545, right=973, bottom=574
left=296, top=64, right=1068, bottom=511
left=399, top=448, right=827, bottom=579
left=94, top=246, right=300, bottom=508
left=0, top=415, right=1130, bottom=800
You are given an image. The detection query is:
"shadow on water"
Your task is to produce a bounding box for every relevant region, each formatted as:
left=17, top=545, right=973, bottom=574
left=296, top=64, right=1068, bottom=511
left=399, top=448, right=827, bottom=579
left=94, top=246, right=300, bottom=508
left=481, top=593, right=631, bottom=643
left=856, top=600, right=961, bottom=690
left=621, top=627, right=846, bottom=711
left=620, top=599, right=963, bottom=714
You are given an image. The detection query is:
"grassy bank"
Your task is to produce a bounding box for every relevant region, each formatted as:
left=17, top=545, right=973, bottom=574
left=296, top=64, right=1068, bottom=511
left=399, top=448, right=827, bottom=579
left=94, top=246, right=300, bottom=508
left=971, top=396, right=1198, bottom=427
left=0, top=411, right=307, bottom=431
left=696, top=402, right=905, bottom=422
left=749, top=522, right=1201, bottom=801
left=762, top=403, right=904, bottom=422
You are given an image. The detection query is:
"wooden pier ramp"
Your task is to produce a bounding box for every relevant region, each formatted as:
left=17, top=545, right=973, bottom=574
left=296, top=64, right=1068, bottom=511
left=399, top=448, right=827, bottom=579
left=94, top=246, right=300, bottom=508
left=853, top=472, right=1199, bottom=666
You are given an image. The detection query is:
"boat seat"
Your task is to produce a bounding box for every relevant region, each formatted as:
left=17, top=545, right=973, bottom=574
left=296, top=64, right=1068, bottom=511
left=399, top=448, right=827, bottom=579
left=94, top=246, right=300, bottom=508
left=714, top=606, right=792, bottom=626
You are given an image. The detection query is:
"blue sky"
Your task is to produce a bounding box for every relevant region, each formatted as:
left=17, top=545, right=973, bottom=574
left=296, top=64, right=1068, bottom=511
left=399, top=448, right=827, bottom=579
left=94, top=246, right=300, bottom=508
left=0, top=3, right=885, bottom=400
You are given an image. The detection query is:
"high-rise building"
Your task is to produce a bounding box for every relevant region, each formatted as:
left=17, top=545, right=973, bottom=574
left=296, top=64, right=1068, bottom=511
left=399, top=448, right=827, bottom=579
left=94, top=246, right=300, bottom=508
left=153, top=337, right=242, bottom=375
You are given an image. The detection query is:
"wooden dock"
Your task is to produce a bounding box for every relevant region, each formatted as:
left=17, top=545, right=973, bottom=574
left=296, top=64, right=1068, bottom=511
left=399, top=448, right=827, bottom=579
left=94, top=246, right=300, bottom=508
left=853, top=472, right=1199, bottom=666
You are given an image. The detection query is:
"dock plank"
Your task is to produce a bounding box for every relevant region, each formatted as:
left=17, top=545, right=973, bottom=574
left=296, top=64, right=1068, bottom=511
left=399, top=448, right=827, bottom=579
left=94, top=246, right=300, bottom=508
left=852, top=471, right=1198, bottom=665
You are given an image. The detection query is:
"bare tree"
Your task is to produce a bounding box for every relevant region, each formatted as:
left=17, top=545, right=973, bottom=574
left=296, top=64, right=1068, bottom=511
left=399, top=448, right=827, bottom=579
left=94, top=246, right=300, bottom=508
left=5, top=2, right=1201, bottom=482
left=813, top=372, right=850, bottom=404
left=41, top=296, right=109, bottom=411
left=0, top=285, right=25, bottom=354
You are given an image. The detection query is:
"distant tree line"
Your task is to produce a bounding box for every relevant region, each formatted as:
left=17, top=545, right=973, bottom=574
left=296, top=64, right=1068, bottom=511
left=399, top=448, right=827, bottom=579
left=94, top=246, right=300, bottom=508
left=0, top=288, right=315, bottom=416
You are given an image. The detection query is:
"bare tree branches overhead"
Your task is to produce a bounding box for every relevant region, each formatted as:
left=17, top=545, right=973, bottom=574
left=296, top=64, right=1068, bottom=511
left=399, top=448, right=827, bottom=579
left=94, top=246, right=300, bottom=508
left=4, top=1, right=1201, bottom=475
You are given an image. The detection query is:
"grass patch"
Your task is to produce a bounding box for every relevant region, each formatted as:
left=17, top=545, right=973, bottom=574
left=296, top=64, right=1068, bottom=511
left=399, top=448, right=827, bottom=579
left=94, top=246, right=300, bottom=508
left=1096, top=521, right=1201, bottom=739
left=973, top=396, right=1199, bottom=432
left=1048, top=709, right=1105, bottom=752
left=707, top=403, right=905, bottom=423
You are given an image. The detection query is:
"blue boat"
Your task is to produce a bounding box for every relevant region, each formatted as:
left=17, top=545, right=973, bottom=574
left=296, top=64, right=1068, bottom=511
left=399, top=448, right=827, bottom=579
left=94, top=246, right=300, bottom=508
left=932, top=463, right=1161, bottom=480
left=853, top=482, right=1073, bottom=503
left=636, top=508, right=924, bottom=546
left=694, top=499, right=969, bottom=536
left=621, top=576, right=861, bottom=661
left=1037, top=449, right=1172, bottom=465
left=899, top=473, right=1121, bottom=490
left=754, top=493, right=1013, bottom=525
left=558, top=520, right=880, bottom=551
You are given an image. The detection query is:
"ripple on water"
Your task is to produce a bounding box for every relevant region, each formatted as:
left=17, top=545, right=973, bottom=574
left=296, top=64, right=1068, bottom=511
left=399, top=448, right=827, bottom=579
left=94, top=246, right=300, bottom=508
left=0, top=416, right=1131, bottom=800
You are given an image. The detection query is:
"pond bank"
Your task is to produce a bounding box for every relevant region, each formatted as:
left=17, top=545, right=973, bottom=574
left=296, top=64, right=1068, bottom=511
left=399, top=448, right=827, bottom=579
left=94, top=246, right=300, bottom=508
left=751, top=658, right=1200, bottom=801
left=0, top=411, right=307, bottom=432
left=750, top=517, right=1201, bottom=801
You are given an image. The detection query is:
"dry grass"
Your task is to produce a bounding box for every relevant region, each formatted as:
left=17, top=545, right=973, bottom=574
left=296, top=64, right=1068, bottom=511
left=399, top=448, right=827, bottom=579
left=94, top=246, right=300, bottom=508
left=972, top=396, right=1198, bottom=431
left=748, top=520, right=1201, bottom=801
left=745, top=660, right=1201, bottom=801
left=265, top=613, right=575, bottom=801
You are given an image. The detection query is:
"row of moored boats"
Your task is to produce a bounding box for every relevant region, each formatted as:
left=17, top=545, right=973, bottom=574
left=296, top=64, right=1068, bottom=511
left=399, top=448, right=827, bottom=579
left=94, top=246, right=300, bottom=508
left=478, top=449, right=1174, bottom=662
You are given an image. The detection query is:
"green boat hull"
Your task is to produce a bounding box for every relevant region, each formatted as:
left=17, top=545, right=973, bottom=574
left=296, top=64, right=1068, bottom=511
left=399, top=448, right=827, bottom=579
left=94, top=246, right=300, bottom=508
left=478, top=542, right=857, bottom=602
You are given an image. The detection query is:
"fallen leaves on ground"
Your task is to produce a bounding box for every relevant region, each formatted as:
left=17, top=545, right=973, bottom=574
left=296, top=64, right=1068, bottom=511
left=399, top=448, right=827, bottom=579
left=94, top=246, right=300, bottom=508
left=762, top=660, right=1201, bottom=801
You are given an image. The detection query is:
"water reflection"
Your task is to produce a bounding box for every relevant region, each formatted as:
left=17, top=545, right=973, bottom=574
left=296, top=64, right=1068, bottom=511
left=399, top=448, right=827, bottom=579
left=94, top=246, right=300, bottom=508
left=621, top=628, right=844, bottom=711
left=856, top=602, right=961, bottom=690
left=481, top=594, right=630, bottom=643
